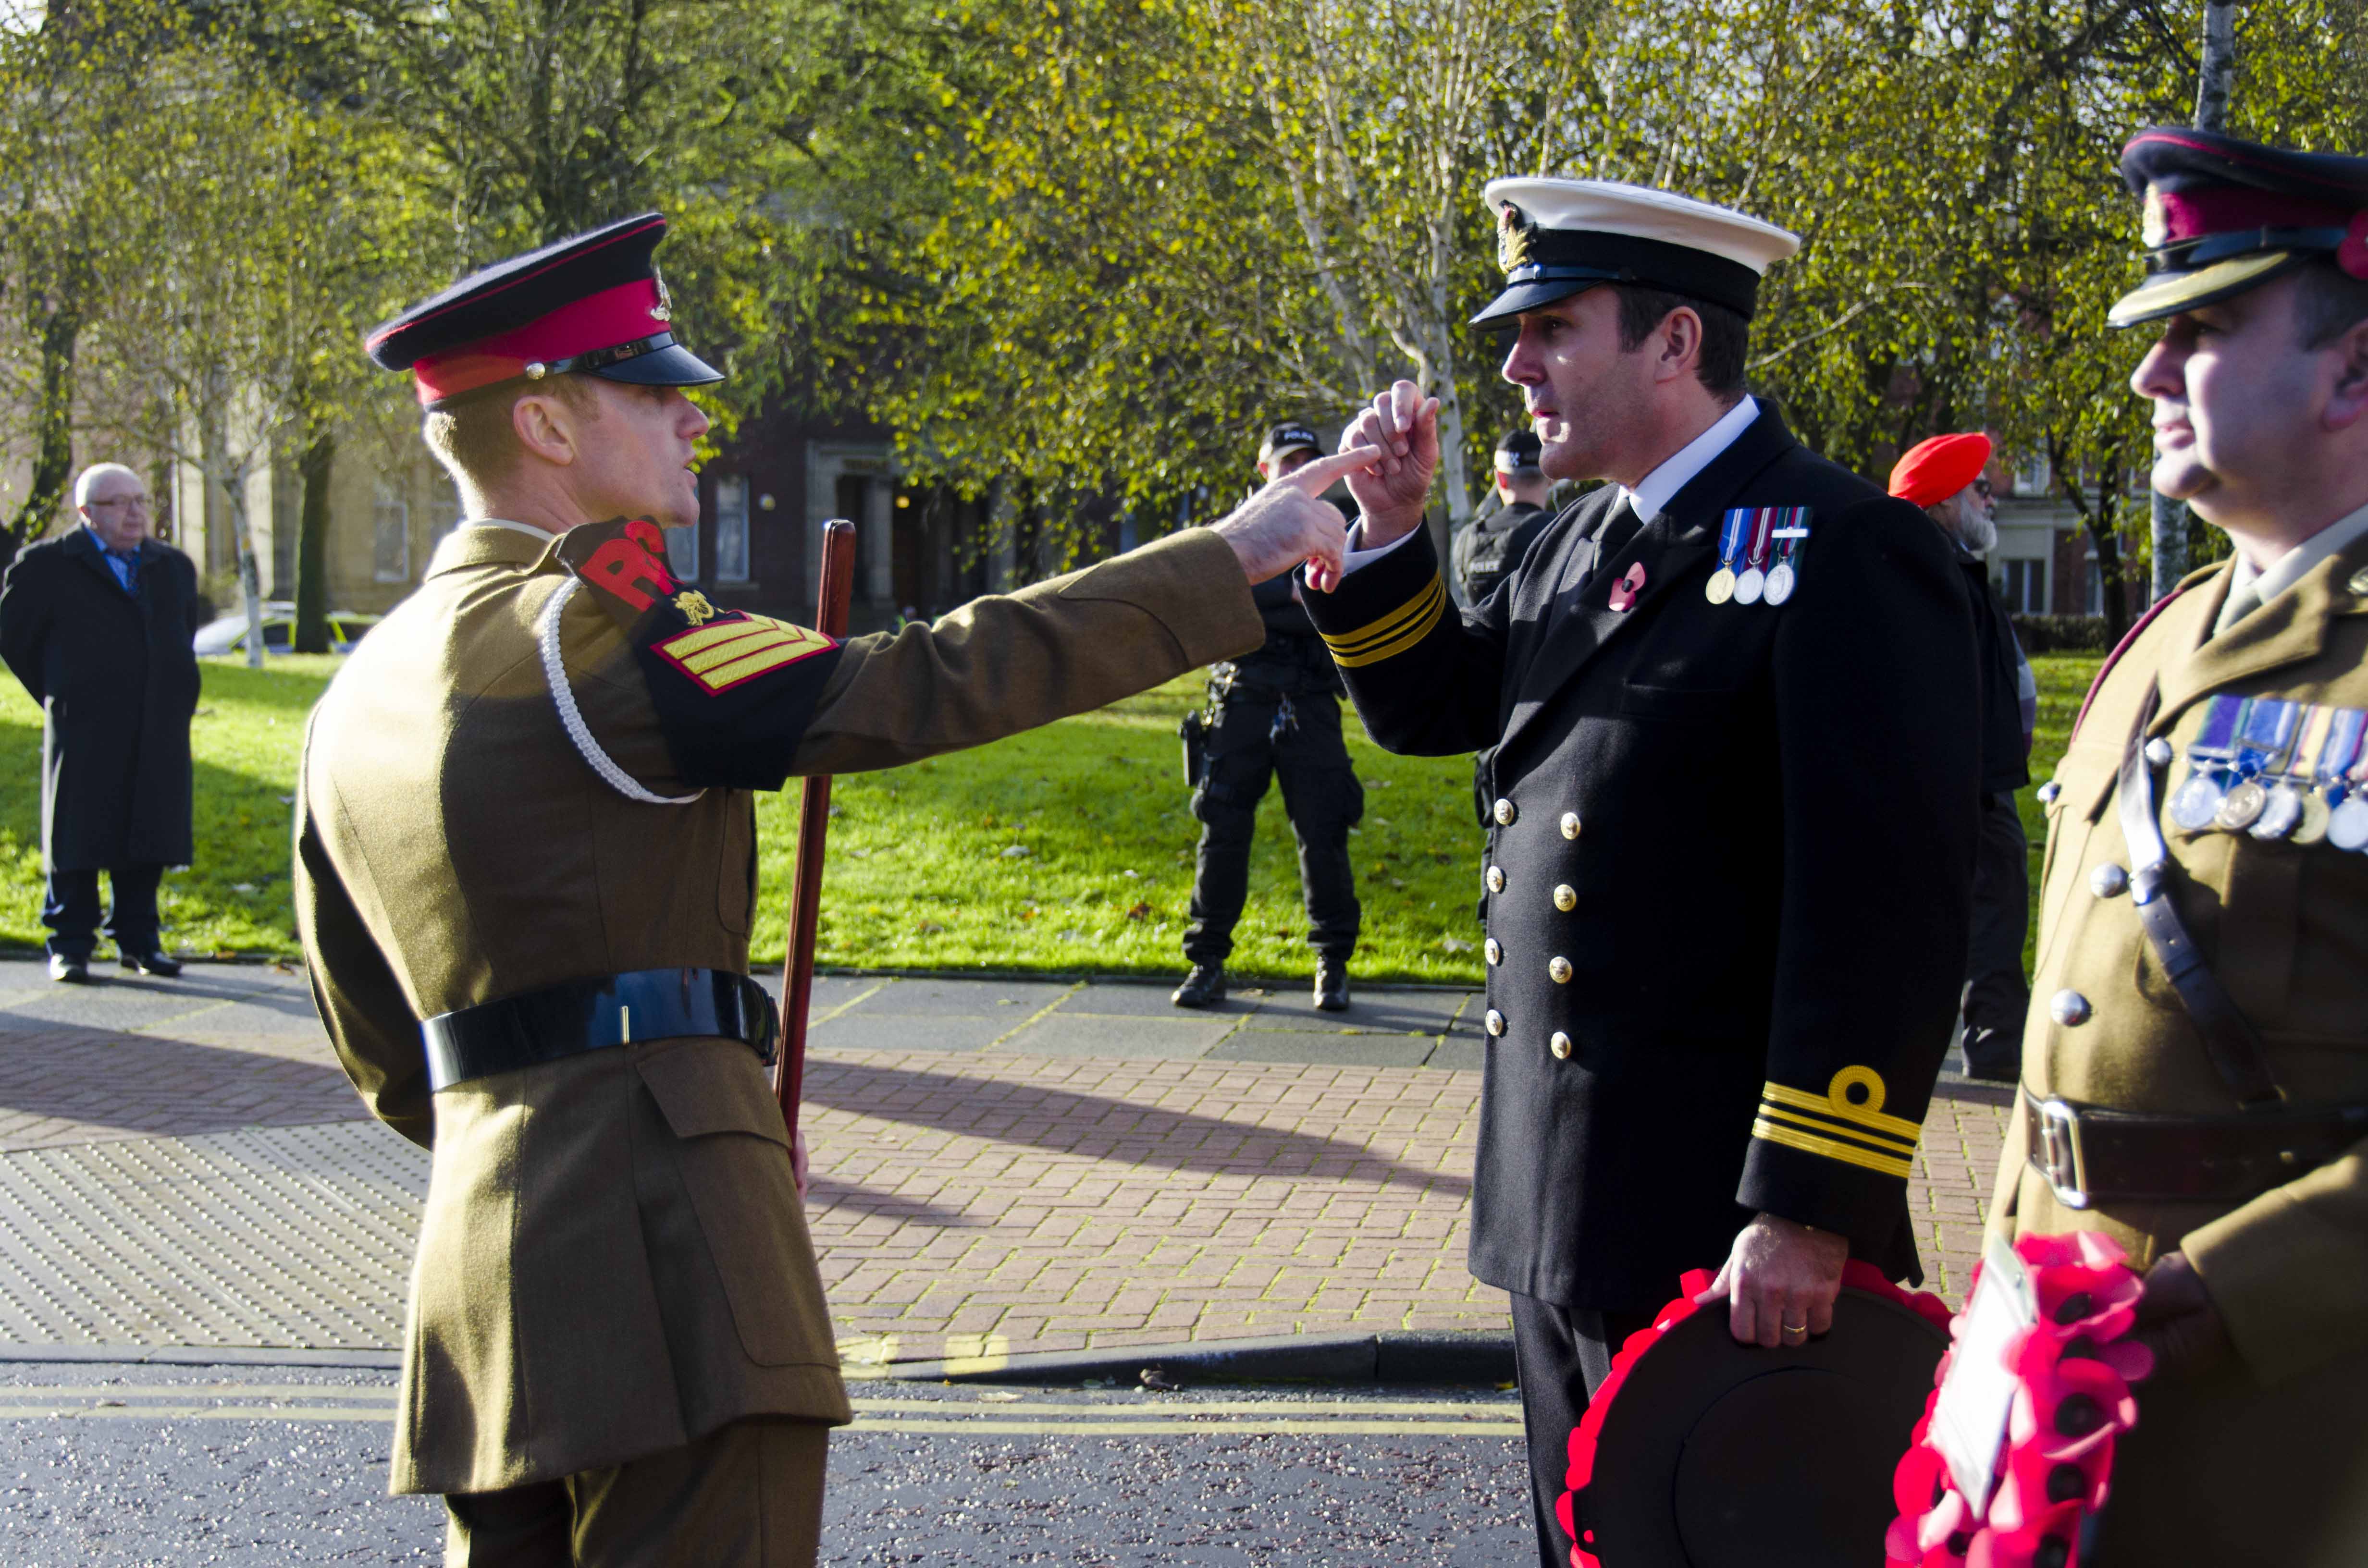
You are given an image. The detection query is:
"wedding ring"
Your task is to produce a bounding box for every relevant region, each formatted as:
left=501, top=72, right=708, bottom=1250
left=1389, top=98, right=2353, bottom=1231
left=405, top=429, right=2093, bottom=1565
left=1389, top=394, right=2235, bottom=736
left=1781, top=1322, right=1808, bottom=1335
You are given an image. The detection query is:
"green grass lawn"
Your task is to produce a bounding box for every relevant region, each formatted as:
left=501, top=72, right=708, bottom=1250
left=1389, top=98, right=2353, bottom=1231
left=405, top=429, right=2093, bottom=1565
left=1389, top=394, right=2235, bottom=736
left=0, top=652, right=2103, bottom=983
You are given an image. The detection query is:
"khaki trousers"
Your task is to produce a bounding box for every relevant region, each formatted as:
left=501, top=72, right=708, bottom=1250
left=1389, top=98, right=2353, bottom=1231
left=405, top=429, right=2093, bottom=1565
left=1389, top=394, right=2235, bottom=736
left=444, top=1418, right=830, bottom=1567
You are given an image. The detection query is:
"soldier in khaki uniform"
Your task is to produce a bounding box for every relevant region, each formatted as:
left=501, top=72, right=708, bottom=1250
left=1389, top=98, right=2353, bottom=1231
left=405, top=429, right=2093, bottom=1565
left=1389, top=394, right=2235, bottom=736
left=296, top=213, right=1366, bottom=1565
left=1986, top=129, right=2368, bottom=1565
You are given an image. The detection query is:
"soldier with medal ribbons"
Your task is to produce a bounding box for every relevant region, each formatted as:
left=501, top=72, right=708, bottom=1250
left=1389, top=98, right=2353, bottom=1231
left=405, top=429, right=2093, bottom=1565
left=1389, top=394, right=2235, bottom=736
left=296, top=212, right=1369, bottom=1565
left=1296, top=177, right=1981, bottom=1567
left=1986, top=127, right=2368, bottom=1565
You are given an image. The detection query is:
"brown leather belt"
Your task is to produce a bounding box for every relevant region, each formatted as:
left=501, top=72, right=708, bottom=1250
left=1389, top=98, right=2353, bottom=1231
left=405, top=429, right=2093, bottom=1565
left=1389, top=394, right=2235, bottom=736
left=2019, top=1089, right=2368, bottom=1209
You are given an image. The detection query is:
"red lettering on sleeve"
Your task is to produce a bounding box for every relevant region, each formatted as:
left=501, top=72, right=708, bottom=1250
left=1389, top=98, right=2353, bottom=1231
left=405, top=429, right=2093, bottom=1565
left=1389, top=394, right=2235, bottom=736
left=580, top=538, right=675, bottom=612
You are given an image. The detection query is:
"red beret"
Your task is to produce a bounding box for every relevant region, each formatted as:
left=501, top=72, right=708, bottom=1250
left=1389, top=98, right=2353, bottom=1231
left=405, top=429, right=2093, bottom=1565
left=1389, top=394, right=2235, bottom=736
left=1888, top=433, right=1993, bottom=508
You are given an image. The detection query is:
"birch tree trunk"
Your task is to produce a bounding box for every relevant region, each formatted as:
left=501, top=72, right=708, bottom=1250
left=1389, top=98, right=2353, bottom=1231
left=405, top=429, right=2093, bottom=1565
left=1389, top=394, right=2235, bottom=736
left=2150, top=0, right=2241, bottom=602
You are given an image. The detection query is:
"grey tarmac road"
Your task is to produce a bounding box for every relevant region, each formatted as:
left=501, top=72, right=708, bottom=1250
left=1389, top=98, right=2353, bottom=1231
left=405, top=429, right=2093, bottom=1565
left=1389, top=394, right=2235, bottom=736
left=0, top=1366, right=1534, bottom=1566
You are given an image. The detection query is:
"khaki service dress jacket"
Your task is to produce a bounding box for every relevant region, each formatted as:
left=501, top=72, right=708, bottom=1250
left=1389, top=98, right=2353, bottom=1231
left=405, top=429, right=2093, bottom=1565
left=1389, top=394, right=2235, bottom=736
left=1987, top=532, right=2368, bottom=1565
left=295, top=519, right=1261, bottom=1496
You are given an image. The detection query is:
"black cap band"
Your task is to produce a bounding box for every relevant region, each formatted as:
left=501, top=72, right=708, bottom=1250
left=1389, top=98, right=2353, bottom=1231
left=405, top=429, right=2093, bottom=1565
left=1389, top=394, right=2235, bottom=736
left=1506, top=229, right=1764, bottom=319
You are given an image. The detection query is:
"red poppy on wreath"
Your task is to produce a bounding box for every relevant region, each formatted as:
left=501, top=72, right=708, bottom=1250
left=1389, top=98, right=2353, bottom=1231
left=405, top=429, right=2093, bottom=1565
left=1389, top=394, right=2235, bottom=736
left=1885, top=1232, right=2153, bottom=1568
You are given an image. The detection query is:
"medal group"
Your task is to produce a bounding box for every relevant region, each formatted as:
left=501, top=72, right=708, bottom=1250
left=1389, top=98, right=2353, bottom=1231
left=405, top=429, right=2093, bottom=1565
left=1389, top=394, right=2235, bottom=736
left=2169, top=695, right=2368, bottom=848
left=1705, top=506, right=1812, bottom=605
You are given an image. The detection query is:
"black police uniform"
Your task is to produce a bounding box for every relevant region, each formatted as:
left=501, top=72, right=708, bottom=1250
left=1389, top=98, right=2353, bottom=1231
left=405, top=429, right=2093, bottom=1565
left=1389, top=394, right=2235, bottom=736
left=1300, top=403, right=1978, bottom=1561
left=1181, top=574, right=1361, bottom=968
left=1451, top=500, right=1554, bottom=607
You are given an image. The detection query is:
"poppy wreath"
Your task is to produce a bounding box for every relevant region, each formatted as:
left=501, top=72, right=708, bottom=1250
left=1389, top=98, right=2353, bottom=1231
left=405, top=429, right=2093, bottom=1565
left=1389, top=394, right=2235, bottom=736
left=1555, top=1260, right=1954, bottom=1568
left=1885, top=1232, right=2155, bottom=1568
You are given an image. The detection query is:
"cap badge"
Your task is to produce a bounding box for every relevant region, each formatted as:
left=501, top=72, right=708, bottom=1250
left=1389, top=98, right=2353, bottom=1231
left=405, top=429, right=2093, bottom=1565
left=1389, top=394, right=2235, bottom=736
left=2140, top=187, right=2170, bottom=249
left=2340, top=211, right=2368, bottom=282
left=1496, top=203, right=1536, bottom=273
left=652, top=268, right=675, bottom=323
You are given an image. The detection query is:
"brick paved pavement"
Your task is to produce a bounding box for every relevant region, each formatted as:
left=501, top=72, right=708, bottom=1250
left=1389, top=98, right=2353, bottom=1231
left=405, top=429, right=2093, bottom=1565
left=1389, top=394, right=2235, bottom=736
left=0, top=958, right=2010, bottom=1362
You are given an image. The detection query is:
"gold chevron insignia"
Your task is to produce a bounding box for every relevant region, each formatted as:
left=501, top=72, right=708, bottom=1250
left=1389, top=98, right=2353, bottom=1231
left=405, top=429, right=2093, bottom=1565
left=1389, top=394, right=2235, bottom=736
left=1320, top=576, right=1448, bottom=668
left=1750, top=1066, right=1922, bottom=1179
left=654, top=614, right=836, bottom=693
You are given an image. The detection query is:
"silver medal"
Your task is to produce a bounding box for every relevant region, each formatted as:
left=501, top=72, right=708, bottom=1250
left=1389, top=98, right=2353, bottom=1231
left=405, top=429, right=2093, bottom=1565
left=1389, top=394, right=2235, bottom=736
left=2250, top=781, right=2305, bottom=840
left=1763, top=562, right=1796, bottom=604
left=2215, top=778, right=2269, bottom=832
left=2331, top=795, right=2368, bottom=851
left=1733, top=566, right=1766, bottom=605
left=2169, top=770, right=2227, bottom=833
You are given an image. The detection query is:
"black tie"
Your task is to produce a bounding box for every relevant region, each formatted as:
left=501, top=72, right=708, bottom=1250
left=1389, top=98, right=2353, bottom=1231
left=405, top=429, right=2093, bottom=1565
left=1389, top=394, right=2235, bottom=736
left=1589, top=499, right=1644, bottom=580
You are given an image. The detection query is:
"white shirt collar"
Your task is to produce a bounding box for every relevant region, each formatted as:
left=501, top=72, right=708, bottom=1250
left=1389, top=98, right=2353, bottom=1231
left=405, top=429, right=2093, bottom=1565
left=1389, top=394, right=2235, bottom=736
left=2226, top=497, right=2368, bottom=607
left=1618, top=396, right=1760, bottom=524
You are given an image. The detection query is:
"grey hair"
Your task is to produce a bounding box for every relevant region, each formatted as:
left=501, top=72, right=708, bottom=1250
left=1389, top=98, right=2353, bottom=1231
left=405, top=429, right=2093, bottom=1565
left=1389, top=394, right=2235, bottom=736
left=73, top=462, right=145, bottom=509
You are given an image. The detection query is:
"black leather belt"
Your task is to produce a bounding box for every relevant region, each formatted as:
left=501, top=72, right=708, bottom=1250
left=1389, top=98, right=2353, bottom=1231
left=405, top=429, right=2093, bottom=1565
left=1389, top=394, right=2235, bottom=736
left=2019, top=1088, right=2368, bottom=1209
left=422, top=968, right=779, bottom=1092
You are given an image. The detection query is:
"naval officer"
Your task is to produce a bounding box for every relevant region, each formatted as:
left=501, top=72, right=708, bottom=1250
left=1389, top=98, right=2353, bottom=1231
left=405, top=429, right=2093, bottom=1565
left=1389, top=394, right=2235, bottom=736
left=1986, top=128, right=2368, bottom=1567
left=1297, top=178, right=1979, bottom=1568
left=295, top=212, right=1367, bottom=1565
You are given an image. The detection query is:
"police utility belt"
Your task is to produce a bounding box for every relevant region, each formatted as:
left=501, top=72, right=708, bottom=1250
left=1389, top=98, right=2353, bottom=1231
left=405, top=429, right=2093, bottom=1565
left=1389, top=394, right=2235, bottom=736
left=2022, top=676, right=2368, bottom=1208
left=421, top=968, right=779, bottom=1092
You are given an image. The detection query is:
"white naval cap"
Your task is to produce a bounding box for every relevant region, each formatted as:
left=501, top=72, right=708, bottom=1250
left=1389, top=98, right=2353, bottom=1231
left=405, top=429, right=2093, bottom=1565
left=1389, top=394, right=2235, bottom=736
left=1473, top=177, right=1801, bottom=326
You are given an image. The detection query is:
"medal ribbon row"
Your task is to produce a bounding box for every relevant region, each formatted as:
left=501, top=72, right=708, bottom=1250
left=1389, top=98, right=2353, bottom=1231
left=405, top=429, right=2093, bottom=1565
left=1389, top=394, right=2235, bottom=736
left=2169, top=695, right=2368, bottom=848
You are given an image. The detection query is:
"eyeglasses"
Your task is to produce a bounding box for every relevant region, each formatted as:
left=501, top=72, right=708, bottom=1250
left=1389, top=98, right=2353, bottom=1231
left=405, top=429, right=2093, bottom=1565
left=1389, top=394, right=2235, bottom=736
left=1972, top=479, right=1994, bottom=499
left=86, top=495, right=150, bottom=511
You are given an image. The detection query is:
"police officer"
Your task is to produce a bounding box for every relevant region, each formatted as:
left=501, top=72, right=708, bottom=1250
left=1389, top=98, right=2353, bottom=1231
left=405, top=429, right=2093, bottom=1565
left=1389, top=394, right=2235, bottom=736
left=1172, top=422, right=1363, bottom=1013
left=1987, top=128, right=2368, bottom=1566
left=295, top=214, right=1365, bottom=1565
left=1450, top=429, right=1556, bottom=607
left=1298, top=178, right=1979, bottom=1568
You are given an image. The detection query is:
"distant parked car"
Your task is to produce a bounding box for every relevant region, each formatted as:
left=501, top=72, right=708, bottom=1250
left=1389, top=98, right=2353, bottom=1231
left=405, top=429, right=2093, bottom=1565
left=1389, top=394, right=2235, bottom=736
left=193, top=601, right=381, bottom=656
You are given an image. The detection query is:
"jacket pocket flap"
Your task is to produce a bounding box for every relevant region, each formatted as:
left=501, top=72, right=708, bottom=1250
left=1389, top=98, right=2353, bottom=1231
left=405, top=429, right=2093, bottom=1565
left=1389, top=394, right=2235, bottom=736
left=2050, top=736, right=2124, bottom=825
left=635, top=1044, right=789, bottom=1147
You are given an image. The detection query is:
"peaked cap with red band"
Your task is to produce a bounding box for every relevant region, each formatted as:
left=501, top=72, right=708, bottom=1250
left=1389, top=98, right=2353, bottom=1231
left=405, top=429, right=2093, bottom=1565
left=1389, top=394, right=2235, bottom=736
left=1888, top=432, right=1993, bottom=509
left=2110, top=127, right=2368, bottom=328
left=366, top=213, right=724, bottom=408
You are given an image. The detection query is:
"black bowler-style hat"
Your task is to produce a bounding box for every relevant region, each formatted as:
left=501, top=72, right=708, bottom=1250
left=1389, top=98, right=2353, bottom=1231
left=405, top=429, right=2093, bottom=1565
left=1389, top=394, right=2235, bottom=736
left=1473, top=178, right=1800, bottom=328
left=367, top=212, right=725, bottom=408
left=2109, top=126, right=2368, bottom=328
left=1558, top=1266, right=1949, bottom=1567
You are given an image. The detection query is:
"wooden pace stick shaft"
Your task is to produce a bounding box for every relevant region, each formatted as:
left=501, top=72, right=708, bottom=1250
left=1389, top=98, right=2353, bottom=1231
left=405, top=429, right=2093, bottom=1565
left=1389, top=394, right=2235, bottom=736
left=776, top=518, right=859, bottom=1147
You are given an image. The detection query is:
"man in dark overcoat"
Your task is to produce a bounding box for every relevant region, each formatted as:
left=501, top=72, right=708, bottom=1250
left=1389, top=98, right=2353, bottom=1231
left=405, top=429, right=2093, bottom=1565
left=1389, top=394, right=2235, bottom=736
left=0, top=463, right=203, bottom=982
left=1298, top=177, right=1980, bottom=1568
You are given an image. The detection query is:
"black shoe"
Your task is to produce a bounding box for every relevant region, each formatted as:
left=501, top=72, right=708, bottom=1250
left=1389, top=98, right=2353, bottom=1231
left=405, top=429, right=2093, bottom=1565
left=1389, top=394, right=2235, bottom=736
left=119, top=950, right=182, bottom=978
left=48, top=954, right=90, bottom=984
left=1314, top=956, right=1350, bottom=1012
left=1172, top=964, right=1227, bottom=1008
left=1961, top=1053, right=2019, bottom=1084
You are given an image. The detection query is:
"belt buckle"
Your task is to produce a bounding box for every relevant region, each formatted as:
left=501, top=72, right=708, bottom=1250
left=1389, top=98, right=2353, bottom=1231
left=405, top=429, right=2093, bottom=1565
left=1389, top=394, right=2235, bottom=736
left=2036, top=1098, right=2091, bottom=1210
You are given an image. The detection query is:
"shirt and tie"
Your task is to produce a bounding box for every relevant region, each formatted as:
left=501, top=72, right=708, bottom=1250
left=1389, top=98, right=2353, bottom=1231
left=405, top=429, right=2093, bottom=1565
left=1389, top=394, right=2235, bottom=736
left=2211, top=498, right=2368, bottom=637
left=83, top=526, right=141, bottom=596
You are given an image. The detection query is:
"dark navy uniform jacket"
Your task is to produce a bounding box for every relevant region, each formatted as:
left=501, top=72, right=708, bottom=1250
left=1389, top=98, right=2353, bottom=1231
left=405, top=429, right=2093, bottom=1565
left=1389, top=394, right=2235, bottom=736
left=1300, top=405, right=1980, bottom=1310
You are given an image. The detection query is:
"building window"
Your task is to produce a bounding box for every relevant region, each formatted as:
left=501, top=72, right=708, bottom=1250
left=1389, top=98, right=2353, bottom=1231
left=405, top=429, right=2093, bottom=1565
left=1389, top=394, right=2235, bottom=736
left=714, top=475, right=750, bottom=583
left=665, top=517, right=700, bottom=583
left=2014, top=452, right=2050, bottom=498
left=2085, top=546, right=2104, bottom=615
left=372, top=480, right=410, bottom=583
left=1999, top=558, right=2046, bottom=615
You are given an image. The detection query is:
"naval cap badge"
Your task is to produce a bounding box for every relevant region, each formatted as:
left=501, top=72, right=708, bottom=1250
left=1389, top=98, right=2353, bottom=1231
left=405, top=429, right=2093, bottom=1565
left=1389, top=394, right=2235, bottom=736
left=1497, top=203, right=1537, bottom=273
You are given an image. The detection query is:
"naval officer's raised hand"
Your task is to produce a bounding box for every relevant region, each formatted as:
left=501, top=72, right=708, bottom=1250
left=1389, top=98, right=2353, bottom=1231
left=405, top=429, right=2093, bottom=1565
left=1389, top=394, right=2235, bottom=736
left=1304, top=379, right=1442, bottom=594
left=1213, top=445, right=1379, bottom=585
